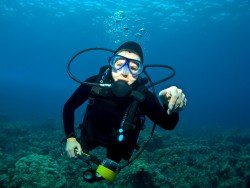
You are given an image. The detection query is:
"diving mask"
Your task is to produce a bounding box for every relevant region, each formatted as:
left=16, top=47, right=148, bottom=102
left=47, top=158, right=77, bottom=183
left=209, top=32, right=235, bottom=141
left=109, top=55, right=143, bottom=77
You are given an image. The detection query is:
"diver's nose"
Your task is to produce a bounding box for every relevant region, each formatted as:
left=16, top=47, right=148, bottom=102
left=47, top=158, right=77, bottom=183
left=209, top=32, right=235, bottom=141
left=121, top=65, right=130, bottom=76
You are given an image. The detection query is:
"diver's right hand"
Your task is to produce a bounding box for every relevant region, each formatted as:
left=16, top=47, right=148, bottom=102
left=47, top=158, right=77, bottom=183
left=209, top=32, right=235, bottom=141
left=65, top=137, right=82, bottom=158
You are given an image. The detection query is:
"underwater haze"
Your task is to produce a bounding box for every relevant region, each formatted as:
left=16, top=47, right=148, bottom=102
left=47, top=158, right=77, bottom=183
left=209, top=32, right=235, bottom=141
left=1, top=0, right=250, bottom=130
left=1, top=0, right=250, bottom=128
left=0, top=0, right=250, bottom=187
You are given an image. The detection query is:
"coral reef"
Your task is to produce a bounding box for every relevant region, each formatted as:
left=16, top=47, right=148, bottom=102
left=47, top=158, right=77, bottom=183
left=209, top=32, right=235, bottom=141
left=0, top=118, right=249, bottom=187
left=11, top=154, right=66, bottom=187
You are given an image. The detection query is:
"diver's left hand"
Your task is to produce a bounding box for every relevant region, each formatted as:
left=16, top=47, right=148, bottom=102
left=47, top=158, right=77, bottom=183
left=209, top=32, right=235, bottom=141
left=159, top=86, right=187, bottom=115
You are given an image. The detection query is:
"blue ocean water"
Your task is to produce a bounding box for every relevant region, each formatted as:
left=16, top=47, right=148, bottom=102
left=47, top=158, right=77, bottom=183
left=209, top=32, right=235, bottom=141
left=0, top=0, right=250, bottom=130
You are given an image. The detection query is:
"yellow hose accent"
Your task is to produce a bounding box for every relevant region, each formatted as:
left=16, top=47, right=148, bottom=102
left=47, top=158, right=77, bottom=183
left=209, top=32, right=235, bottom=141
left=96, top=165, right=117, bottom=182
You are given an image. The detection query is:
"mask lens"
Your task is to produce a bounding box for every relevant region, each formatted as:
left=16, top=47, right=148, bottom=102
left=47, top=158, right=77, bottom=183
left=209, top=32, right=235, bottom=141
left=110, top=56, right=126, bottom=70
left=115, top=59, right=126, bottom=69
left=129, top=61, right=140, bottom=74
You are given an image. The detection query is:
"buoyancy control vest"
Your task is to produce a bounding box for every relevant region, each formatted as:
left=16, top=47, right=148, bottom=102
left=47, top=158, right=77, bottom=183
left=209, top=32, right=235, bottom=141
left=79, top=65, right=147, bottom=151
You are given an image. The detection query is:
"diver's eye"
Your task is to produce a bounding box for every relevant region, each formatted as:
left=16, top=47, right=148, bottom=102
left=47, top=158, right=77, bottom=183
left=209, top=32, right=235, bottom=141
left=129, top=62, right=139, bottom=72
left=114, top=59, right=125, bottom=68
left=130, top=66, right=138, bottom=71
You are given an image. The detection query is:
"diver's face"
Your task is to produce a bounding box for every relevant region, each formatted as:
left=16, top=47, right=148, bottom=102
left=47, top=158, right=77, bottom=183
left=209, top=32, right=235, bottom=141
left=111, top=50, right=141, bottom=85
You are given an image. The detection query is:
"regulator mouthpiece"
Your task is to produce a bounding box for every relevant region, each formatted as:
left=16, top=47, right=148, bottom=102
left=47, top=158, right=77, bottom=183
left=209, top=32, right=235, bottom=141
left=111, top=80, right=132, bottom=97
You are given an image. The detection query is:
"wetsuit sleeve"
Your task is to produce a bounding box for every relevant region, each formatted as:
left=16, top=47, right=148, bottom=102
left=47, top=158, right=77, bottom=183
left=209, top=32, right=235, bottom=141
left=63, top=75, right=97, bottom=138
left=141, top=90, right=179, bottom=130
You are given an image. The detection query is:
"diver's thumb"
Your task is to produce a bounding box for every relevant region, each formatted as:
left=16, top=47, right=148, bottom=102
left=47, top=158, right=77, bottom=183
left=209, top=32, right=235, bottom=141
left=76, top=144, right=82, bottom=155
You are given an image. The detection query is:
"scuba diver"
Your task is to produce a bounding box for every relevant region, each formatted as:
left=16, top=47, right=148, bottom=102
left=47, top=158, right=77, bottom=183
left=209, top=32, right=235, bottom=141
left=63, top=41, right=187, bottom=183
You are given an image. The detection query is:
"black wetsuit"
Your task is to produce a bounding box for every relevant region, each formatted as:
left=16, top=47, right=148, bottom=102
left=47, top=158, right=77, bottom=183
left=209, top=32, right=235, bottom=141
left=63, top=72, right=179, bottom=162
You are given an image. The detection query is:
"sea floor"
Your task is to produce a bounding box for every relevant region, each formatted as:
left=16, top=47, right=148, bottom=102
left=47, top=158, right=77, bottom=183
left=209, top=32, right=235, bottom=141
left=0, top=118, right=249, bottom=188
